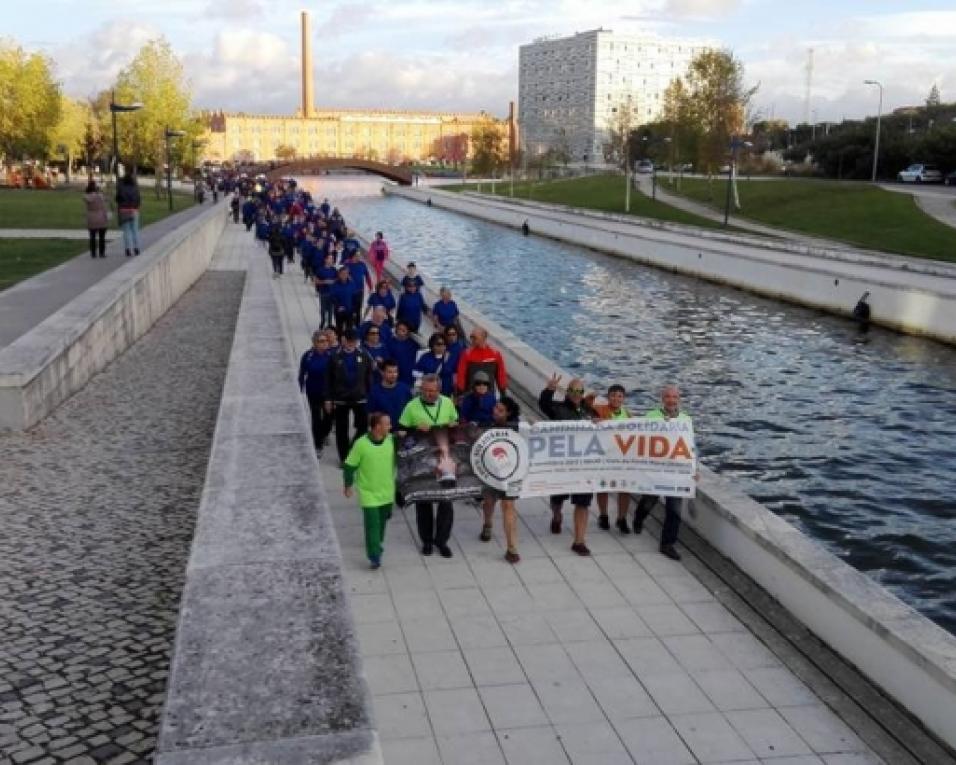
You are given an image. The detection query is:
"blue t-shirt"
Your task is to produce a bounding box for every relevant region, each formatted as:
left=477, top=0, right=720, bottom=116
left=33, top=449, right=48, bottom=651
left=414, top=352, right=455, bottom=395
left=397, top=291, right=426, bottom=326
left=367, top=291, right=397, bottom=314
left=368, top=380, right=413, bottom=425
left=347, top=261, right=371, bottom=291
left=329, top=279, right=356, bottom=311
left=460, top=391, right=497, bottom=425
left=388, top=337, right=420, bottom=385
left=298, top=348, right=330, bottom=397
left=432, top=300, right=459, bottom=327
left=315, top=265, right=337, bottom=296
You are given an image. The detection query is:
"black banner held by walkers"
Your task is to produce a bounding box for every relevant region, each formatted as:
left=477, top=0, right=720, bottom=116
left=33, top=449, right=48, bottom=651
left=396, top=424, right=486, bottom=503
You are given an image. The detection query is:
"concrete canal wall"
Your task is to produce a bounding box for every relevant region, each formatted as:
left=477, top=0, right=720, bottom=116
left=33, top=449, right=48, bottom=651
left=0, top=204, right=226, bottom=431
left=156, top=246, right=382, bottom=764
left=385, top=185, right=956, bottom=346
left=371, top=228, right=956, bottom=752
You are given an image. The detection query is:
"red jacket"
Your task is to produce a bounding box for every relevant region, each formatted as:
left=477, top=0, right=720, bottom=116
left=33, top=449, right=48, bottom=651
left=456, top=344, right=508, bottom=394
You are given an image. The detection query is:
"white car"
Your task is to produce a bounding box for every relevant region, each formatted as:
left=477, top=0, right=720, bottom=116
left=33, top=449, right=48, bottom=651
left=897, top=163, right=942, bottom=183
left=635, top=160, right=654, bottom=174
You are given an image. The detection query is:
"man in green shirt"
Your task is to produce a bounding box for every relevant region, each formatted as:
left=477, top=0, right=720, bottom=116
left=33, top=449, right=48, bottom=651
left=634, top=385, right=695, bottom=561
left=398, top=374, right=459, bottom=558
left=343, top=412, right=396, bottom=569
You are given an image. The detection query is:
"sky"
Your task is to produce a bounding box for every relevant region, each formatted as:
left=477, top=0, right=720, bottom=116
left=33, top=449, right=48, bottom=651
left=8, top=0, right=956, bottom=125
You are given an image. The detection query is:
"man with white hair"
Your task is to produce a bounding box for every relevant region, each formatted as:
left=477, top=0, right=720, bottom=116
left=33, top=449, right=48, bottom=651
left=633, top=384, right=695, bottom=561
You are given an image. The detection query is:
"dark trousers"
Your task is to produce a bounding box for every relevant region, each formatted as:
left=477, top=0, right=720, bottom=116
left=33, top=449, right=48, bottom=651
left=306, top=393, right=333, bottom=450
left=334, top=401, right=368, bottom=462
left=319, top=294, right=334, bottom=328
left=334, top=309, right=353, bottom=337
left=416, top=501, right=454, bottom=546
left=88, top=228, right=106, bottom=257
left=635, top=495, right=682, bottom=547
left=270, top=254, right=284, bottom=274
left=351, top=290, right=364, bottom=326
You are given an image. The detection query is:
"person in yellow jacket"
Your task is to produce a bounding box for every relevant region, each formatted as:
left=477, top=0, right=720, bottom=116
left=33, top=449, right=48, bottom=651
left=343, top=413, right=396, bottom=569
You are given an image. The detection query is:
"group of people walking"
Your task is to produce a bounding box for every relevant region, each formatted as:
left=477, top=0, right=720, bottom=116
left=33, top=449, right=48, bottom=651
left=236, top=178, right=693, bottom=571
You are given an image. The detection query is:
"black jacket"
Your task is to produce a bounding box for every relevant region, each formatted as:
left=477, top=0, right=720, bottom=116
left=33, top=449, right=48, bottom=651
left=116, top=180, right=141, bottom=209
left=538, top=388, right=597, bottom=421
left=325, top=348, right=375, bottom=403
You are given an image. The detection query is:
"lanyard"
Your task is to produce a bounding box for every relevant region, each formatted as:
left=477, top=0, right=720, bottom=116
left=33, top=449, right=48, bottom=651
left=421, top=398, right=442, bottom=424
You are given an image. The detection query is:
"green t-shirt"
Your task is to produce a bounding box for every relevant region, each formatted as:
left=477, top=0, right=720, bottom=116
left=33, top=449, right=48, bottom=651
left=398, top=395, right=458, bottom=428
left=609, top=407, right=631, bottom=420
left=645, top=406, right=691, bottom=422
left=344, top=434, right=396, bottom=507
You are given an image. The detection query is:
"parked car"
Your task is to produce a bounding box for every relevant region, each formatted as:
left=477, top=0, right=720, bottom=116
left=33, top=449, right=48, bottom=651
left=944, top=170, right=956, bottom=187
left=897, top=163, right=943, bottom=183
left=635, top=159, right=654, bottom=174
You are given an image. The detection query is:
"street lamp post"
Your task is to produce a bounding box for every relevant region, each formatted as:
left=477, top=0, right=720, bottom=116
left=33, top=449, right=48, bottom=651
left=864, top=79, right=883, bottom=182
left=724, top=136, right=753, bottom=227
left=109, top=91, right=144, bottom=184
left=164, top=127, right=187, bottom=212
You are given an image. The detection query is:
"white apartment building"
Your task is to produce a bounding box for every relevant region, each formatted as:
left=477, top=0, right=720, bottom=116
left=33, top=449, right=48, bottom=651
left=518, top=29, right=709, bottom=163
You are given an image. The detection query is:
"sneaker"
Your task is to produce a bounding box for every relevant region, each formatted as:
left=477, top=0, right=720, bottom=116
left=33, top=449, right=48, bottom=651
left=616, top=517, right=631, bottom=535
left=598, top=514, right=610, bottom=530
left=571, top=542, right=591, bottom=557
left=550, top=511, right=562, bottom=534
left=660, top=544, right=681, bottom=561
left=422, top=543, right=433, bottom=556
left=479, top=525, right=492, bottom=542
left=504, top=550, right=521, bottom=564
left=369, top=556, right=381, bottom=570
left=437, top=544, right=453, bottom=559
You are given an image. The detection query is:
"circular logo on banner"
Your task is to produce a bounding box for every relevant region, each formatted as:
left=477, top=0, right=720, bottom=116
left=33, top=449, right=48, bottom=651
left=471, top=428, right=530, bottom=493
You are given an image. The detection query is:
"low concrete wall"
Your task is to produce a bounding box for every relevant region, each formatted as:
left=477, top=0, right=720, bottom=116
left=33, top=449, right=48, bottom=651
left=372, top=234, right=956, bottom=752
left=156, top=253, right=381, bottom=764
left=0, top=205, right=226, bottom=430
left=385, top=186, right=956, bottom=345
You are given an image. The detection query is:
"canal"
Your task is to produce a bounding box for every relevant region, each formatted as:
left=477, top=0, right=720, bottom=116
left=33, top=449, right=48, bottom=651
left=311, top=176, right=956, bottom=636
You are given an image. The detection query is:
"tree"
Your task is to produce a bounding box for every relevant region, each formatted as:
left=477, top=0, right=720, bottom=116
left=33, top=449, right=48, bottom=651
left=0, top=39, right=61, bottom=160
left=112, top=38, right=198, bottom=172
left=926, top=84, right=941, bottom=108
left=679, top=50, right=756, bottom=173
left=48, top=96, right=90, bottom=179
left=275, top=143, right=297, bottom=161
left=604, top=95, right=638, bottom=168
left=470, top=118, right=506, bottom=175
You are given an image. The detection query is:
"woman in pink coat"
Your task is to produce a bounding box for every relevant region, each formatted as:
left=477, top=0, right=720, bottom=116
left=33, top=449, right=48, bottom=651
left=84, top=180, right=109, bottom=258
left=367, top=231, right=390, bottom=284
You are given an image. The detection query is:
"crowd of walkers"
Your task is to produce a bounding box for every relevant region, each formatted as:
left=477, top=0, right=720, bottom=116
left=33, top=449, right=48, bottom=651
left=234, top=177, right=693, bottom=571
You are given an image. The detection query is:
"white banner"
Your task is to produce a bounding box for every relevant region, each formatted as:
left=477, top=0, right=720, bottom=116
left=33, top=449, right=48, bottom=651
left=471, top=419, right=696, bottom=499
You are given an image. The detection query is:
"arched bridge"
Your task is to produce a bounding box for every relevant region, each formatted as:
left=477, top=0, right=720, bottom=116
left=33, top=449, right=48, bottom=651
left=262, top=157, right=414, bottom=185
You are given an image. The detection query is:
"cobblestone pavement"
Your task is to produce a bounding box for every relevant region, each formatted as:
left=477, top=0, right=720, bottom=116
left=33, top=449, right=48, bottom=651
left=0, top=271, right=244, bottom=765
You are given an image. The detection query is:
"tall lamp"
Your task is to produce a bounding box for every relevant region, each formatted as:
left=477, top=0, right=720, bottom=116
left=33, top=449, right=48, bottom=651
left=109, top=91, right=144, bottom=183
left=164, top=127, right=187, bottom=211
left=863, top=80, right=883, bottom=183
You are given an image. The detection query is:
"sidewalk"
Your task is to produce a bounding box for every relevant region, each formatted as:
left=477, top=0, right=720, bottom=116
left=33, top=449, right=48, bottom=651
left=0, top=203, right=213, bottom=351
left=261, top=226, right=888, bottom=765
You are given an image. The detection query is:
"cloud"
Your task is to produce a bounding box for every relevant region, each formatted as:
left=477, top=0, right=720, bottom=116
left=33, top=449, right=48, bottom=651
left=660, top=0, right=740, bottom=19
left=54, top=20, right=162, bottom=99
left=200, top=0, right=264, bottom=20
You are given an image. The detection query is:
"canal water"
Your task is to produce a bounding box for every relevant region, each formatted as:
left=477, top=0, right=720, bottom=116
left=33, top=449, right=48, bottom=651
left=310, top=176, right=956, bottom=635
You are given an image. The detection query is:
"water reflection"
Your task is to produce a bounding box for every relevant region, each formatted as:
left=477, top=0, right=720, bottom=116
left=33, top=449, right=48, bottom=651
left=305, top=176, right=956, bottom=635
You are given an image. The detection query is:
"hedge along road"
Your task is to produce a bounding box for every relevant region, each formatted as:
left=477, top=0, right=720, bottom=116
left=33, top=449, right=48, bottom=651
left=309, top=174, right=956, bottom=637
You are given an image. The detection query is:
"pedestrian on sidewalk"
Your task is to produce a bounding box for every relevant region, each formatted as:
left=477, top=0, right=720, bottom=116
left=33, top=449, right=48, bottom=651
left=595, top=384, right=634, bottom=534
left=480, top=396, right=523, bottom=563
left=268, top=226, right=285, bottom=277
left=456, top=327, right=508, bottom=398
left=298, top=330, right=334, bottom=454
left=367, top=231, right=390, bottom=284
left=398, top=374, right=459, bottom=558
left=633, top=384, right=697, bottom=561
left=115, top=171, right=141, bottom=257
left=343, top=412, right=397, bottom=570
left=539, top=373, right=598, bottom=556
left=325, top=329, right=375, bottom=464
left=83, top=180, right=109, bottom=258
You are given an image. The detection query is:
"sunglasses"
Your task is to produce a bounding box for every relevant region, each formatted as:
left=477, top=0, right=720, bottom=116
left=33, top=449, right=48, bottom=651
left=568, top=387, right=585, bottom=394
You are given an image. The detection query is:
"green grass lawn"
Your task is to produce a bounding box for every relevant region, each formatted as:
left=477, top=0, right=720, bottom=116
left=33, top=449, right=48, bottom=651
left=0, top=239, right=86, bottom=292
left=0, top=187, right=195, bottom=229
left=448, top=175, right=730, bottom=230
left=669, top=178, right=956, bottom=262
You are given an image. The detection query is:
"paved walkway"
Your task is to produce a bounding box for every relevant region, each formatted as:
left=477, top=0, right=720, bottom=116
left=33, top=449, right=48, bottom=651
left=0, top=204, right=213, bottom=351
left=0, top=229, right=120, bottom=240
left=0, top=236, right=244, bottom=765
left=261, top=225, right=888, bottom=765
